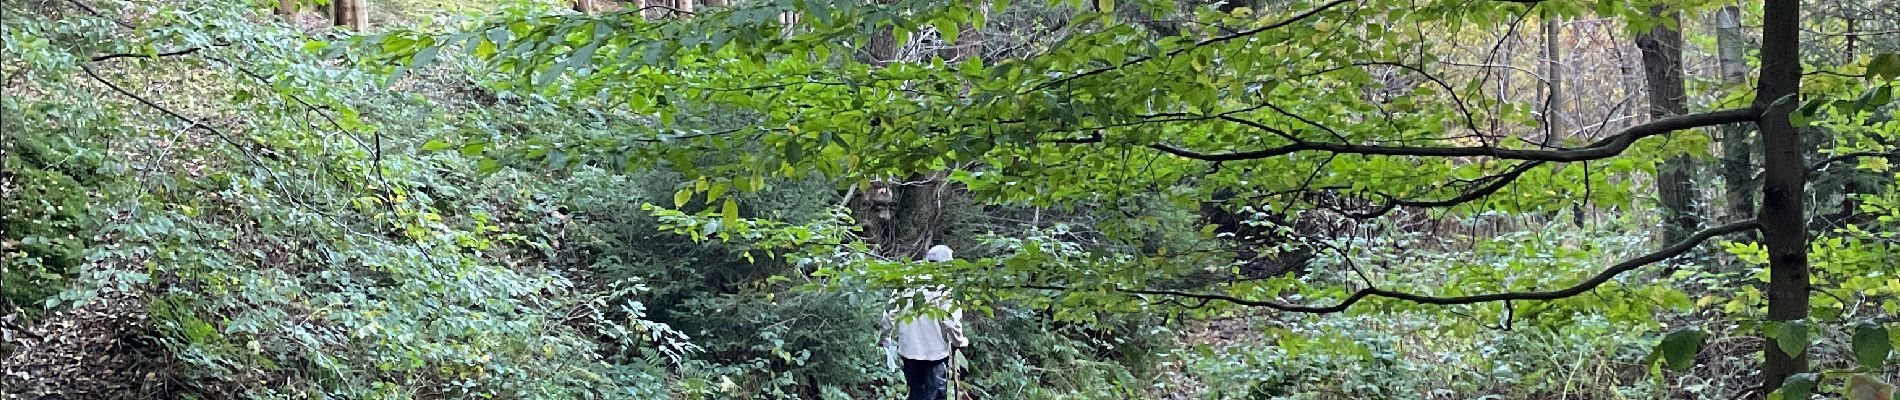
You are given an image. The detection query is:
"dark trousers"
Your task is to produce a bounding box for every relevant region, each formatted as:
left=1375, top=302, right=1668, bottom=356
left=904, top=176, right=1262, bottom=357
left=901, top=357, right=948, bottom=400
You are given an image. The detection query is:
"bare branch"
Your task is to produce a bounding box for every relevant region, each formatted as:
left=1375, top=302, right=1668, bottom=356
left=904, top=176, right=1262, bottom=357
left=90, top=46, right=213, bottom=62
left=1808, top=151, right=1899, bottom=174
left=1019, top=220, right=1760, bottom=313
left=1340, top=161, right=1547, bottom=219
left=1140, top=107, right=1758, bottom=162
left=1031, top=0, right=1358, bottom=91
left=78, top=64, right=264, bottom=168
left=1352, top=61, right=1480, bottom=132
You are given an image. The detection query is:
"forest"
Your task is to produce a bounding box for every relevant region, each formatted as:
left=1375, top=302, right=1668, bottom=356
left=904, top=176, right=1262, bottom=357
left=0, top=0, right=1896, bottom=398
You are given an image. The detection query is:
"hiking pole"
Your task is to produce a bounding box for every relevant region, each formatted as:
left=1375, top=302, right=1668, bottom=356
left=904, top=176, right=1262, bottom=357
left=950, top=347, right=967, bottom=400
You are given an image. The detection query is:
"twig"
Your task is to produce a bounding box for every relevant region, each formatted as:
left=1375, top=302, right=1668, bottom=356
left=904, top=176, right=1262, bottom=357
left=1031, top=0, right=1358, bottom=91
left=1808, top=151, right=1899, bottom=173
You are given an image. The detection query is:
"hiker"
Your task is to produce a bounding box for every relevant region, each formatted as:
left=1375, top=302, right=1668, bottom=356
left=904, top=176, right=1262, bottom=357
left=880, top=245, right=968, bottom=400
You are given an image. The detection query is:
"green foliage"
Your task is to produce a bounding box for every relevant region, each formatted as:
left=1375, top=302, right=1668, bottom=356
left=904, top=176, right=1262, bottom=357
left=1650, top=328, right=1703, bottom=372
left=1770, top=373, right=1817, bottom=400
left=1, top=1, right=700, bottom=397
left=958, top=305, right=1171, bottom=398
left=0, top=128, right=120, bottom=317
left=1161, top=313, right=1669, bottom=399
left=1853, top=324, right=1892, bottom=368
left=6, top=0, right=1899, bottom=398
left=669, top=291, right=890, bottom=399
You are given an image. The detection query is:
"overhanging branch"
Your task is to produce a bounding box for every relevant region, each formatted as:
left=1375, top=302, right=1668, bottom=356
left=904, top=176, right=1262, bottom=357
left=90, top=46, right=213, bottom=62
left=1338, top=160, right=1546, bottom=218
left=1021, top=220, right=1760, bottom=313
left=1142, top=107, right=1759, bottom=162
left=1808, top=151, right=1899, bottom=174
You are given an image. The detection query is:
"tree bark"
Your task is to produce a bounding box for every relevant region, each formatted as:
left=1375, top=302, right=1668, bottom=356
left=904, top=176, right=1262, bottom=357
left=1756, top=0, right=1809, bottom=391
left=890, top=173, right=949, bottom=260
left=331, top=0, right=366, bottom=30
left=1636, top=7, right=1698, bottom=250
left=1716, top=5, right=1756, bottom=230
left=275, top=0, right=297, bottom=21
left=868, top=24, right=896, bottom=64
left=1540, top=14, right=1564, bottom=145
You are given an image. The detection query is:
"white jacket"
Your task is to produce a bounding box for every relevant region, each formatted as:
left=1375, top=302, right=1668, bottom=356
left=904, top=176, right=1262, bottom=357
left=888, top=286, right=965, bottom=361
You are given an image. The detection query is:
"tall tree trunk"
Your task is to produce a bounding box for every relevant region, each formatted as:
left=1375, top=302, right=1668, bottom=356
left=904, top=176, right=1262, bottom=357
left=573, top=0, right=596, bottom=13
left=1637, top=7, right=1698, bottom=250
left=1540, top=14, right=1564, bottom=145
left=1757, top=0, right=1809, bottom=391
left=1716, top=5, right=1756, bottom=230
left=331, top=0, right=366, bottom=30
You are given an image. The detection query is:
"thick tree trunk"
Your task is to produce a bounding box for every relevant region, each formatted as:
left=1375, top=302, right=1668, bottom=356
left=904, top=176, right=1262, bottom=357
left=573, top=0, right=596, bottom=13
left=846, top=3, right=950, bottom=261
left=868, top=26, right=896, bottom=63
left=1716, top=5, right=1756, bottom=230
left=331, top=0, right=366, bottom=30
left=890, top=173, right=949, bottom=260
left=1757, top=0, right=1809, bottom=391
left=1637, top=8, right=1698, bottom=251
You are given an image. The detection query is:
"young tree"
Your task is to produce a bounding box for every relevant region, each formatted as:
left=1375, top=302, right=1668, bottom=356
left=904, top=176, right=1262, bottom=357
left=1754, top=0, right=1810, bottom=389
left=1539, top=13, right=1565, bottom=146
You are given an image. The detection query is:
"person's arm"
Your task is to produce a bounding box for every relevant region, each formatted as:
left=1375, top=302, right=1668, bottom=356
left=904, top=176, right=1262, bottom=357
left=878, top=307, right=895, bottom=347
left=940, top=298, right=968, bottom=348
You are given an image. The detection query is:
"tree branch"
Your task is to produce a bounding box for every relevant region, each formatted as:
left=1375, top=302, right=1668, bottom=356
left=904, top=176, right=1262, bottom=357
left=1139, top=107, right=1758, bottom=162
left=1808, top=151, right=1899, bottom=174
left=1352, top=61, right=1480, bottom=132
left=1339, top=160, right=1546, bottom=218
left=90, top=46, right=212, bottom=62
left=78, top=64, right=264, bottom=168
left=1031, top=0, right=1357, bottom=91
left=1020, top=220, right=1759, bottom=313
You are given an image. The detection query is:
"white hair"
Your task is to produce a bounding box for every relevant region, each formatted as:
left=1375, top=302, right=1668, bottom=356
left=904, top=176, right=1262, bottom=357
left=923, top=245, right=954, bottom=262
